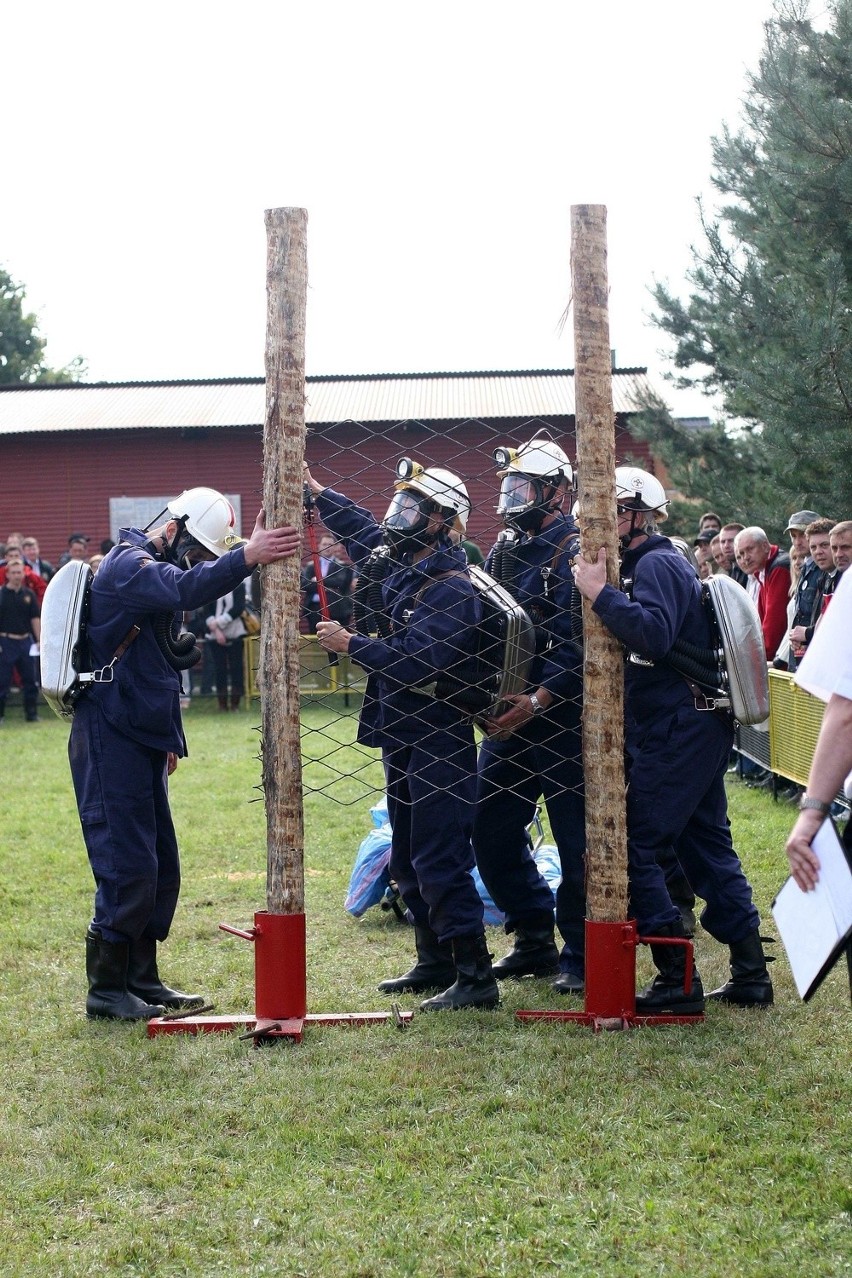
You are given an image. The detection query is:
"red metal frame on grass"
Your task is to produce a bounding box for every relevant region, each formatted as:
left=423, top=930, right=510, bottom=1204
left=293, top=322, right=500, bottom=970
left=147, top=911, right=412, bottom=1043
left=517, top=919, right=705, bottom=1032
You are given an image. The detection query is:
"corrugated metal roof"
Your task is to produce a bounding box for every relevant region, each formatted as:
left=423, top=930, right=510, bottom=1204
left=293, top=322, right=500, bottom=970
left=0, top=368, right=656, bottom=436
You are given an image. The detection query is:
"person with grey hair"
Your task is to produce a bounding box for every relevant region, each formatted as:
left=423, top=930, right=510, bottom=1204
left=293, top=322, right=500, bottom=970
left=733, top=527, right=790, bottom=661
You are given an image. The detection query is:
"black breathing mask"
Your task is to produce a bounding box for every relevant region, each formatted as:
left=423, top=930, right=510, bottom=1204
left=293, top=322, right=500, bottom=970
left=498, top=472, right=558, bottom=534
left=381, top=489, right=443, bottom=559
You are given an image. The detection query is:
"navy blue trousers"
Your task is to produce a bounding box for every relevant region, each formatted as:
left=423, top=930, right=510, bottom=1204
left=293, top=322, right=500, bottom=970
left=209, top=636, right=245, bottom=698
left=473, top=713, right=586, bottom=977
left=69, top=699, right=181, bottom=944
left=383, top=730, right=484, bottom=943
left=0, top=636, right=38, bottom=719
left=626, top=699, right=759, bottom=943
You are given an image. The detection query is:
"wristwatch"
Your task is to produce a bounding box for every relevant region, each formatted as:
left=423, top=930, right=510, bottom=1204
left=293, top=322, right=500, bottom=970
left=528, top=692, right=545, bottom=714
left=799, top=796, right=831, bottom=815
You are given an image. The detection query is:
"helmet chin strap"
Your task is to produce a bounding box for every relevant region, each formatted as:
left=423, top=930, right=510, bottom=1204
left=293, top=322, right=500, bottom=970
left=152, top=517, right=188, bottom=565
left=618, top=509, right=648, bottom=553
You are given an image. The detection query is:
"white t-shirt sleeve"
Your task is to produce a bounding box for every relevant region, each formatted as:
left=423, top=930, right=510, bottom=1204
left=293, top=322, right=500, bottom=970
left=794, top=569, right=852, bottom=702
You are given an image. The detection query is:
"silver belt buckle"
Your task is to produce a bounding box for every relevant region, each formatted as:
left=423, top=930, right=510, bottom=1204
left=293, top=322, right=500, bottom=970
left=626, top=651, right=654, bottom=667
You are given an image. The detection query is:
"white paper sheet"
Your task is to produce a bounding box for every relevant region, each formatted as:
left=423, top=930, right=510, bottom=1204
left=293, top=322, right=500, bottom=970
left=772, top=819, right=852, bottom=1000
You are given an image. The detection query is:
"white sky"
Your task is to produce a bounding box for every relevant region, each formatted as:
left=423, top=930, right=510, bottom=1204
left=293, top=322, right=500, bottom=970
left=3, top=1, right=778, bottom=416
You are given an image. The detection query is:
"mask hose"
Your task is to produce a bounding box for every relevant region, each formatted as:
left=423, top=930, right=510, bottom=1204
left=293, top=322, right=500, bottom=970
left=154, top=613, right=202, bottom=671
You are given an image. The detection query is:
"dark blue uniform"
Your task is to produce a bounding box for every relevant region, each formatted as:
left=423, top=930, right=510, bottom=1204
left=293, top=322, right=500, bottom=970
left=0, top=582, right=40, bottom=721
left=317, top=488, right=485, bottom=942
left=472, top=513, right=587, bottom=978
left=593, top=535, right=760, bottom=942
left=69, top=528, right=256, bottom=944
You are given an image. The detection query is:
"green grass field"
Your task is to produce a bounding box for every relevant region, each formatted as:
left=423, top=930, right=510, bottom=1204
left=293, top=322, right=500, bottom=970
left=1, top=699, right=849, bottom=1277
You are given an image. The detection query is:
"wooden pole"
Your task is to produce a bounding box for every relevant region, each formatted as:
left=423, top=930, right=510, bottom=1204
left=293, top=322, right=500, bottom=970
left=262, top=207, right=308, bottom=915
left=570, top=205, right=628, bottom=923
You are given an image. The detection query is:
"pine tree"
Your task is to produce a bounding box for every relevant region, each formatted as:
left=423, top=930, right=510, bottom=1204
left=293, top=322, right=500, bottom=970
left=638, top=0, right=852, bottom=533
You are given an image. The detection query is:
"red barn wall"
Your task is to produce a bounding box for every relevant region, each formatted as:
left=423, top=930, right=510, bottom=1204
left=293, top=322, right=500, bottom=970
left=0, top=417, right=653, bottom=565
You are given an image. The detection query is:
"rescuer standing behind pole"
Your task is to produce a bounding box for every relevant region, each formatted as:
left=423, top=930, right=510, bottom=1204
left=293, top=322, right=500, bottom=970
left=472, top=436, right=588, bottom=996
left=572, top=467, right=773, bottom=1012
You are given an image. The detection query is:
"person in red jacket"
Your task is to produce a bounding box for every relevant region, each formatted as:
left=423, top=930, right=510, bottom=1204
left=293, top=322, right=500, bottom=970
left=733, top=526, right=791, bottom=660
left=0, top=546, right=47, bottom=603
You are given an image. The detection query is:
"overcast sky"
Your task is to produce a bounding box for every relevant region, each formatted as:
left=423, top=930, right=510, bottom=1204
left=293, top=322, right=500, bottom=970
left=4, top=1, right=781, bottom=415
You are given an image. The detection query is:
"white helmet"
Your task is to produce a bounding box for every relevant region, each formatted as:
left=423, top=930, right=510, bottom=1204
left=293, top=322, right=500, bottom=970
left=614, top=466, right=668, bottom=516
left=496, top=438, right=573, bottom=484
left=494, top=436, right=573, bottom=531
left=166, top=487, right=245, bottom=557
left=392, top=460, right=471, bottom=532
left=381, top=459, right=470, bottom=558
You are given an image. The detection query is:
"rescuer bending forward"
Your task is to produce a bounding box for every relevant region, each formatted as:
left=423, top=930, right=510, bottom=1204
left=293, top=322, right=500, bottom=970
left=69, top=489, right=300, bottom=1021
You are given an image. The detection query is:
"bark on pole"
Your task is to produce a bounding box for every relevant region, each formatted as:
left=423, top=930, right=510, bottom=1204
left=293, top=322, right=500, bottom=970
left=570, top=205, right=628, bottom=923
left=262, top=207, right=308, bottom=915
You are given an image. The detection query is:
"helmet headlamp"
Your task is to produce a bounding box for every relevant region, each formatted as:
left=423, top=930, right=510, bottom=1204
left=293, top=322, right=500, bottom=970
left=396, top=457, right=424, bottom=482
left=493, top=446, right=519, bottom=469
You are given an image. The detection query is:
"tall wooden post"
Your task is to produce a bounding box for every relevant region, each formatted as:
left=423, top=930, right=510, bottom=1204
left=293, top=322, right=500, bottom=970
left=262, top=207, right=308, bottom=916
left=570, top=205, right=628, bottom=924
left=148, top=204, right=415, bottom=1038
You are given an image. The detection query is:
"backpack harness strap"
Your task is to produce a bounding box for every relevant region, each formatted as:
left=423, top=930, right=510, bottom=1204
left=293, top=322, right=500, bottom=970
left=79, top=624, right=143, bottom=685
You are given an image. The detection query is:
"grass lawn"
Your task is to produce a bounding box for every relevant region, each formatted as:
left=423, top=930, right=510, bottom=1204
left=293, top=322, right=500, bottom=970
left=1, top=697, right=850, bottom=1277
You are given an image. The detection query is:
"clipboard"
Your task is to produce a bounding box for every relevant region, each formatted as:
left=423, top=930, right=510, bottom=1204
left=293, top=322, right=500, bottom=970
left=772, top=816, right=852, bottom=1002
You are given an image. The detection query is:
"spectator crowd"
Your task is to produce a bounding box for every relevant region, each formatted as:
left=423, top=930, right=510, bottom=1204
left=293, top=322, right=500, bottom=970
left=3, top=474, right=846, bottom=1024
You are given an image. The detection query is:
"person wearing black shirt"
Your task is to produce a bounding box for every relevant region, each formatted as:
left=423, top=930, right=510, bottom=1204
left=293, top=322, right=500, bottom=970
left=0, top=560, right=41, bottom=723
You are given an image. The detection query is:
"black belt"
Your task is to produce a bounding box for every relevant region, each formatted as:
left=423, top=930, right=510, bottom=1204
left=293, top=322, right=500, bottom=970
left=0, top=633, right=29, bottom=639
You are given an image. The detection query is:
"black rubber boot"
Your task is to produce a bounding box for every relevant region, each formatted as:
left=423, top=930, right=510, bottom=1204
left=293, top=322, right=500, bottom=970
left=552, top=970, right=585, bottom=995
left=706, top=931, right=774, bottom=1006
left=377, top=925, right=456, bottom=995
left=85, top=930, right=166, bottom=1021
left=491, top=913, right=560, bottom=980
left=419, top=932, right=500, bottom=1011
left=126, top=937, right=206, bottom=1010
left=635, top=921, right=705, bottom=1016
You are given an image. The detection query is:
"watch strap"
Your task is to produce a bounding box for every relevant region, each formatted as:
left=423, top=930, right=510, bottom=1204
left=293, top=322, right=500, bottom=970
left=799, top=796, right=831, bottom=815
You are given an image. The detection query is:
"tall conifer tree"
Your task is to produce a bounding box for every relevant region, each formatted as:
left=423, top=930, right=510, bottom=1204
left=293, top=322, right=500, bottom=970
left=639, top=0, right=852, bottom=532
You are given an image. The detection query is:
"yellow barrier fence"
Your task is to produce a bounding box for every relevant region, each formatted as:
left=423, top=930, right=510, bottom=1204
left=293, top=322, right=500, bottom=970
left=244, top=634, right=367, bottom=703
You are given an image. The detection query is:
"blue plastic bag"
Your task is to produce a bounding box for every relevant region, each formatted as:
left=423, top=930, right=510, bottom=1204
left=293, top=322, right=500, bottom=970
left=345, top=796, right=563, bottom=925
left=344, top=799, right=394, bottom=917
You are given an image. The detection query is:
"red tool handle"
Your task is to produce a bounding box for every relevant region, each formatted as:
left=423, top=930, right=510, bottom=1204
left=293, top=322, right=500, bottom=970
left=305, top=516, right=331, bottom=622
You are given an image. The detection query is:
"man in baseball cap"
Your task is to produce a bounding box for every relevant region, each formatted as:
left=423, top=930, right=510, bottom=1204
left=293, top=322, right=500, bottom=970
left=692, top=527, right=717, bottom=579
left=785, top=510, right=824, bottom=674
left=785, top=510, right=821, bottom=543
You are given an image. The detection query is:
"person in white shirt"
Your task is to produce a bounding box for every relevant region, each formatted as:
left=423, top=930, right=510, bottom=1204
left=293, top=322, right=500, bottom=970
left=785, top=568, right=852, bottom=890
left=205, top=586, right=248, bottom=710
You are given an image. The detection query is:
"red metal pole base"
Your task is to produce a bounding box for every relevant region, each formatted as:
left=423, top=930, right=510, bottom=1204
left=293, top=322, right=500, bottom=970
left=516, top=918, right=704, bottom=1031
left=147, top=1010, right=414, bottom=1042
left=147, top=911, right=414, bottom=1041
left=253, top=910, right=307, bottom=1021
